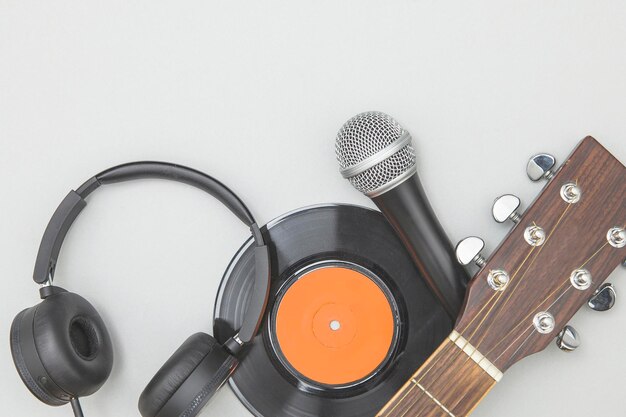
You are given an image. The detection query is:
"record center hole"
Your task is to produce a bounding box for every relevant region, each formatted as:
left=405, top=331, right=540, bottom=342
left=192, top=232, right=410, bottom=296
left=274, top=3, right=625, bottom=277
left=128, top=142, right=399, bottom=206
left=329, top=320, right=341, bottom=331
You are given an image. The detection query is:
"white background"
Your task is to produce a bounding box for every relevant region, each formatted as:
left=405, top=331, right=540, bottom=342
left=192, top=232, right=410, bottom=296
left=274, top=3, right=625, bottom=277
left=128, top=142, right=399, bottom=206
left=1, top=1, right=625, bottom=416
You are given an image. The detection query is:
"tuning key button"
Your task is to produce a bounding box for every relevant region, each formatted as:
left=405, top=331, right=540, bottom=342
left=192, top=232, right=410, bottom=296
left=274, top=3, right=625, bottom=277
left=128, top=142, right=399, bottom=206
left=607, top=227, right=626, bottom=248
left=527, top=153, right=557, bottom=182
left=560, top=182, right=582, bottom=204
left=570, top=269, right=592, bottom=291
left=492, top=194, right=522, bottom=224
left=533, top=312, right=556, bottom=334
left=456, top=237, right=486, bottom=268
left=588, top=283, right=616, bottom=312
left=556, top=325, right=580, bottom=352
left=524, top=225, right=546, bottom=247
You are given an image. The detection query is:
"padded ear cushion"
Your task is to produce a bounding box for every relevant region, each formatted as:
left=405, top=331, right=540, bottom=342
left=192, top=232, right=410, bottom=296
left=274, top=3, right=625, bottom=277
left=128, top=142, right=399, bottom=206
left=33, top=290, right=114, bottom=397
left=10, top=308, right=67, bottom=406
left=139, top=333, right=238, bottom=417
left=10, top=290, right=114, bottom=404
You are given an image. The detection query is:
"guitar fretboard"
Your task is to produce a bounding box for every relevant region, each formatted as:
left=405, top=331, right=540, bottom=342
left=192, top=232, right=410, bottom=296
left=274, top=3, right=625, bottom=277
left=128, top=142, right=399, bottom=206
left=377, top=334, right=497, bottom=417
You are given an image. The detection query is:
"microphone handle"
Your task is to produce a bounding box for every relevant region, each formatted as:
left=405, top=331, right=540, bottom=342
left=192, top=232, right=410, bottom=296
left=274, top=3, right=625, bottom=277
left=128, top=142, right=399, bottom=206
left=372, top=174, right=469, bottom=319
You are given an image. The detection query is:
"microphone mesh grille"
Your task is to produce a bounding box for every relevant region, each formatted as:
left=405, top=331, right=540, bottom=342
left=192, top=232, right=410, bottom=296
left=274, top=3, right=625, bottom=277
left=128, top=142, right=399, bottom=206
left=335, top=111, right=416, bottom=195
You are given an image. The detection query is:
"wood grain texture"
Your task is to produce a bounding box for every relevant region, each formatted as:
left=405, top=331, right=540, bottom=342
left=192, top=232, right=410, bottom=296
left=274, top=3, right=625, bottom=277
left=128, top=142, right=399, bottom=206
left=377, top=137, right=625, bottom=417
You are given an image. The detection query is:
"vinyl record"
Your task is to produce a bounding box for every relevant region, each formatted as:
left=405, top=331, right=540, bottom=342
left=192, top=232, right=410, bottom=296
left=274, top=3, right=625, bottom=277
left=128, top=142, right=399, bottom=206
left=214, top=204, right=452, bottom=417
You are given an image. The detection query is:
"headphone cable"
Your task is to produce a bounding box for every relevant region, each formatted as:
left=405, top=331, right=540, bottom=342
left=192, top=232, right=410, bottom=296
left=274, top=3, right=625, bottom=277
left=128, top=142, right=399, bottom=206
left=70, top=398, right=84, bottom=417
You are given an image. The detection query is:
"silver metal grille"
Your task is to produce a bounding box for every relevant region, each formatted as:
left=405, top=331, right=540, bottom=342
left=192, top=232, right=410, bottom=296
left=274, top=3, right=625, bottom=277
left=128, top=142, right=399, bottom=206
left=335, top=111, right=416, bottom=196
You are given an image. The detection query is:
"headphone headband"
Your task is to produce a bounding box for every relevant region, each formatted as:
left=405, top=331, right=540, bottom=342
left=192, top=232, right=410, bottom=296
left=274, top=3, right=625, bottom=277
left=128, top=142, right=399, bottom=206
left=32, top=161, right=270, bottom=347
left=34, top=161, right=262, bottom=285
left=77, top=162, right=257, bottom=225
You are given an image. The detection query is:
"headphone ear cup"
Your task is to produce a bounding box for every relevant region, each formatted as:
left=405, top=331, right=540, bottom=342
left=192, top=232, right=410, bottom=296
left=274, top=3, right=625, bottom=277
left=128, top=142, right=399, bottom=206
left=139, top=333, right=238, bottom=417
left=10, top=289, right=114, bottom=404
left=11, top=308, right=67, bottom=406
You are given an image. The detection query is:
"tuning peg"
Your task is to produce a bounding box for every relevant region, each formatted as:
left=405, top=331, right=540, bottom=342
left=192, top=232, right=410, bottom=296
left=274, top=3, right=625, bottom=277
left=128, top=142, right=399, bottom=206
left=556, top=325, right=580, bottom=352
left=588, top=283, right=616, bottom=312
left=492, top=194, right=522, bottom=224
left=456, top=236, right=486, bottom=268
left=527, top=153, right=557, bottom=181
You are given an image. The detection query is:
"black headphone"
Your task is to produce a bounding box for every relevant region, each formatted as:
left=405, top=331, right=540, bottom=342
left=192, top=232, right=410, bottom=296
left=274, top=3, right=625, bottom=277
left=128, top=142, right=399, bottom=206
left=10, top=162, right=271, bottom=417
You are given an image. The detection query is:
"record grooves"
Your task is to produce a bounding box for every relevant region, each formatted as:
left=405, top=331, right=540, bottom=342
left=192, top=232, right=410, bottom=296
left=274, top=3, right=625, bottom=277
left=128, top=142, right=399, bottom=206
left=214, top=204, right=452, bottom=417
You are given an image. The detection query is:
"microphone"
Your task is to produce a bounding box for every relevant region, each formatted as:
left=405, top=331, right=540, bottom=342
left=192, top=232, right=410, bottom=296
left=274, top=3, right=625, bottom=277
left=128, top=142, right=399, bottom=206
left=335, top=111, right=468, bottom=318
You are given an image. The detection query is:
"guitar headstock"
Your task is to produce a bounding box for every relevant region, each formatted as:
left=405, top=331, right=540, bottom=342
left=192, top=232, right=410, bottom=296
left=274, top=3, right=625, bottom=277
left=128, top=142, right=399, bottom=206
left=455, top=137, right=625, bottom=373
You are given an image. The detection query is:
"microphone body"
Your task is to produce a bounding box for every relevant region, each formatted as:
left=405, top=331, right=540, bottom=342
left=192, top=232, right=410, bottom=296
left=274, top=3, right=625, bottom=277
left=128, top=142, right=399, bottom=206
left=335, top=111, right=469, bottom=319
left=371, top=173, right=467, bottom=318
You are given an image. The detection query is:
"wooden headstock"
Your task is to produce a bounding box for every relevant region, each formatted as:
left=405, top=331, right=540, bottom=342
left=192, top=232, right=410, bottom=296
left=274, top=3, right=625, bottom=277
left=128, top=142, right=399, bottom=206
left=456, top=136, right=625, bottom=373
left=378, top=137, right=624, bottom=417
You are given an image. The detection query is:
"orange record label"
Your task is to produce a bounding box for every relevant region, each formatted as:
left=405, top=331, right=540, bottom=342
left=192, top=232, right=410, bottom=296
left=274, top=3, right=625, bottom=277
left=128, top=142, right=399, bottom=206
left=275, top=266, right=396, bottom=386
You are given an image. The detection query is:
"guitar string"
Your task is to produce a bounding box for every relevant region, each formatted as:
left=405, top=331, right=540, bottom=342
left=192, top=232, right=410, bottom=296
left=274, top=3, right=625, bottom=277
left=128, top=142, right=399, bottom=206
left=496, top=325, right=534, bottom=364
left=389, top=203, right=573, bottom=416
left=579, top=241, right=610, bottom=269
left=401, top=387, right=447, bottom=417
